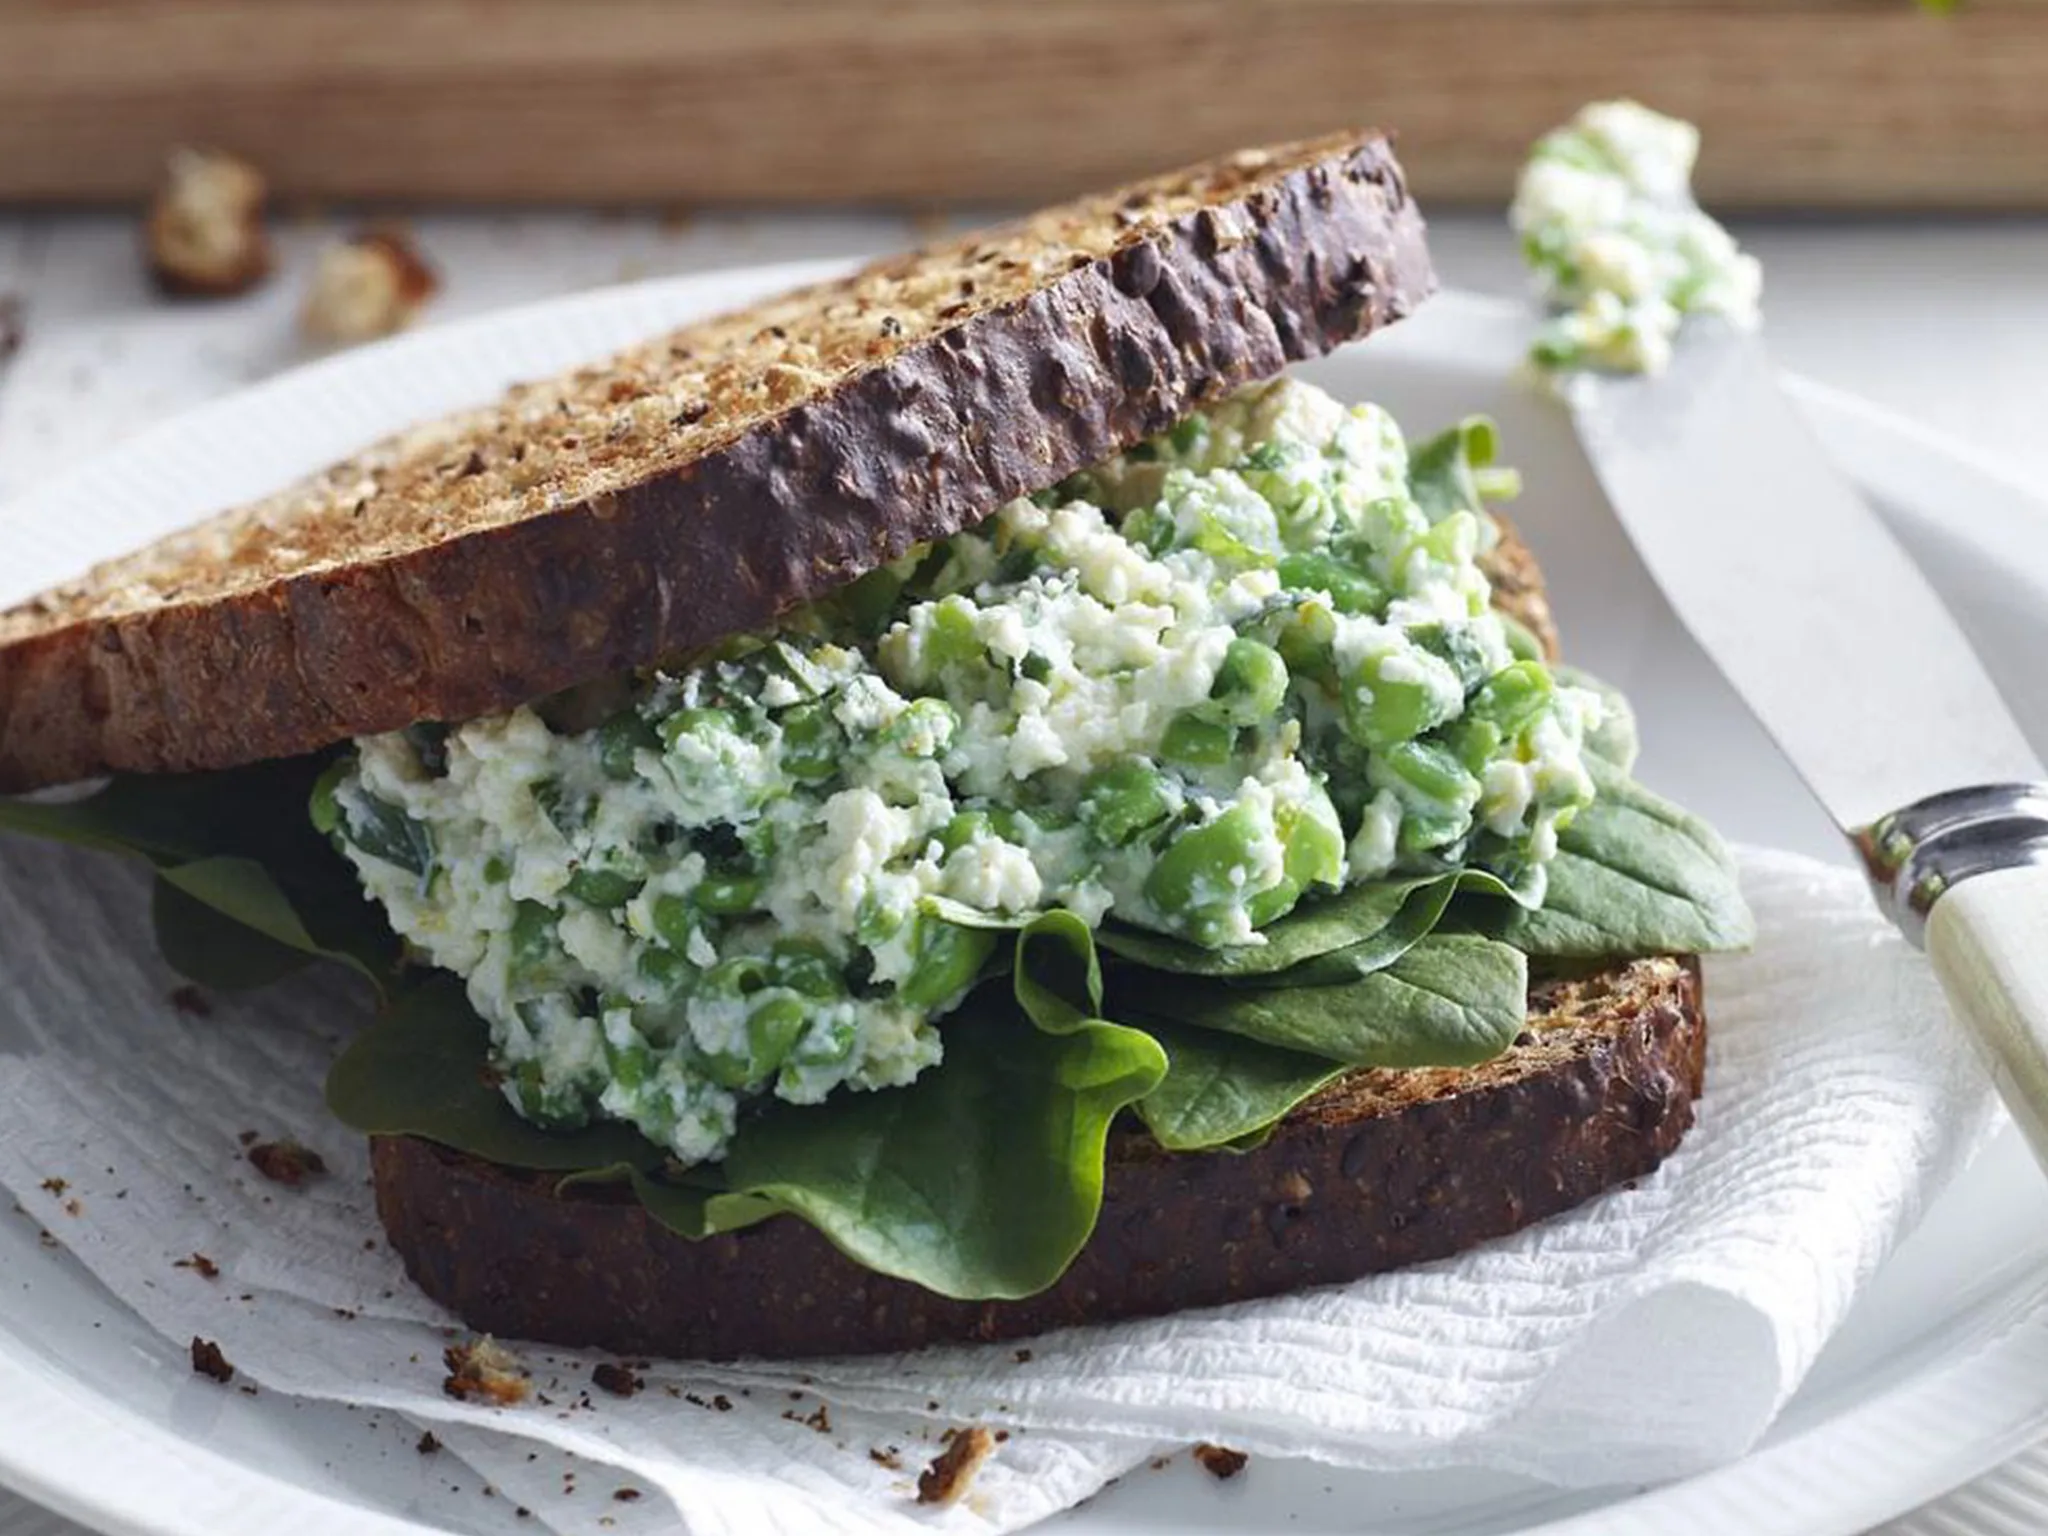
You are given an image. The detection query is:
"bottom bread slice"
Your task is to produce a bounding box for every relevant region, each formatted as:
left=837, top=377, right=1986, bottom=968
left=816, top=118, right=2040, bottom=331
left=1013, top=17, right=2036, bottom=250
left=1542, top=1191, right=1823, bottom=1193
left=372, top=955, right=1704, bottom=1361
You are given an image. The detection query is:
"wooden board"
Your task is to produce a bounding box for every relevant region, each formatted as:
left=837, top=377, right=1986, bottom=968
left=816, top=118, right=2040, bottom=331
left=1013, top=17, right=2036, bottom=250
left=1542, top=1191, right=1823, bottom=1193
left=1, top=0, right=2046, bottom=209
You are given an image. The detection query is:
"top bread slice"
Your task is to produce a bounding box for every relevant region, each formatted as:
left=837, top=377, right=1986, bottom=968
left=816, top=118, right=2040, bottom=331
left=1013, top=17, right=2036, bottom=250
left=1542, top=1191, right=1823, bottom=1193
left=0, top=132, right=1434, bottom=793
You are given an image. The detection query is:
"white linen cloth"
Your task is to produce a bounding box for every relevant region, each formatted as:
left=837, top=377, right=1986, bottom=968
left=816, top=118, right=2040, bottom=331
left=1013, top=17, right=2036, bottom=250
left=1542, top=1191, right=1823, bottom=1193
left=0, top=839, right=1996, bottom=1533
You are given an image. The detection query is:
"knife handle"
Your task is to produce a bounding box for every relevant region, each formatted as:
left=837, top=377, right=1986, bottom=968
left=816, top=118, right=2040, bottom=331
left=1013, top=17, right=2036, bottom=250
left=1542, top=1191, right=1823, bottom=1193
left=1927, top=867, right=2048, bottom=1167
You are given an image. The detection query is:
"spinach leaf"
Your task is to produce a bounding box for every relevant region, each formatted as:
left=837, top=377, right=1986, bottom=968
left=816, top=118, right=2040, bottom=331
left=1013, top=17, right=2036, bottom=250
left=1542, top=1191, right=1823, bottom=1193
left=1131, top=1020, right=1346, bottom=1152
left=1484, top=758, right=1753, bottom=958
left=153, top=870, right=327, bottom=992
left=0, top=756, right=401, bottom=991
left=720, top=995, right=1166, bottom=1299
left=1095, top=872, right=1448, bottom=979
left=325, top=976, right=666, bottom=1172
left=1124, top=931, right=1527, bottom=1069
left=1409, top=416, right=1521, bottom=524
left=330, top=954, right=1166, bottom=1301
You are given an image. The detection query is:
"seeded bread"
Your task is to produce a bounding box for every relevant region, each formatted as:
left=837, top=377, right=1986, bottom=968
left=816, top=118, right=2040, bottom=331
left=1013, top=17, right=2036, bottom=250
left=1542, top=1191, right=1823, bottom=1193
left=372, top=956, right=1702, bottom=1360
left=0, top=131, right=1434, bottom=793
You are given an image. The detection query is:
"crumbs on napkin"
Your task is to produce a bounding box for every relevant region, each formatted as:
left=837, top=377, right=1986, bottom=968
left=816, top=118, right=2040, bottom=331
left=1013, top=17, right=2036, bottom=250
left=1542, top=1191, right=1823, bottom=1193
left=443, top=1336, right=530, bottom=1406
left=246, top=1139, right=327, bottom=1188
left=591, top=1361, right=642, bottom=1398
left=917, top=1426, right=996, bottom=1507
left=1193, top=1443, right=1249, bottom=1481
left=190, top=1336, right=234, bottom=1384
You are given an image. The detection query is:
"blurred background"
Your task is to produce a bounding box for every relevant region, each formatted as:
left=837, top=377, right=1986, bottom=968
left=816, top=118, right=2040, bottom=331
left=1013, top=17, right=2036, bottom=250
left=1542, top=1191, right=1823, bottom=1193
left=1, top=0, right=2044, bottom=507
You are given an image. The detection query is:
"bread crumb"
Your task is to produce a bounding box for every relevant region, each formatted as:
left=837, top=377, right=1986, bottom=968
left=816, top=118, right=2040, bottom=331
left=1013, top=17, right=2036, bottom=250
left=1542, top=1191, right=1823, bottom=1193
left=916, top=1426, right=996, bottom=1507
left=416, top=1430, right=442, bottom=1455
left=442, top=1337, right=529, bottom=1406
left=1013, top=1348, right=1033, bottom=1364
left=145, top=148, right=271, bottom=297
left=0, top=294, right=21, bottom=364
left=1193, top=1443, right=1248, bottom=1481
left=612, top=1489, right=641, bottom=1503
left=247, top=1140, right=326, bottom=1187
left=591, top=1361, right=642, bottom=1398
left=175, top=1252, right=220, bottom=1280
left=302, top=228, right=438, bottom=345
left=39, top=1177, right=66, bottom=1197
left=869, top=1446, right=902, bottom=1470
left=190, top=1336, right=234, bottom=1384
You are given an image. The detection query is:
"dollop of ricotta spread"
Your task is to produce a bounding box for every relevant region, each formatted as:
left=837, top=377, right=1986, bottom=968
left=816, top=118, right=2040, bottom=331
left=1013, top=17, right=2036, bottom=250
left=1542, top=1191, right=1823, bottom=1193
left=1512, top=99, right=1762, bottom=375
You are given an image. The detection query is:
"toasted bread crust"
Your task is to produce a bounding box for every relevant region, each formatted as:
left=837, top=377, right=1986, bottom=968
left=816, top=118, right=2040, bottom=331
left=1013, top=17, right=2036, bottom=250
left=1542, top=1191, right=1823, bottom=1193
left=371, top=957, right=1703, bottom=1360
left=0, top=133, right=1433, bottom=792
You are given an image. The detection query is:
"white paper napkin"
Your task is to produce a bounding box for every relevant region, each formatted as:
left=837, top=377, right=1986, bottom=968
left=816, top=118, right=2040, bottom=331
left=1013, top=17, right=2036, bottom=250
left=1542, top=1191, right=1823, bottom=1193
left=0, top=838, right=1998, bottom=1533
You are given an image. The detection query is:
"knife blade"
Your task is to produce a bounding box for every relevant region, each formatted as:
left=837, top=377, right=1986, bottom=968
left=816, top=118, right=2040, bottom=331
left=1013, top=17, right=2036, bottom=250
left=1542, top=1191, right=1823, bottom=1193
left=1570, top=325, right=2044, bottom=833
left=1571, top=324, right=2048, bottom=1162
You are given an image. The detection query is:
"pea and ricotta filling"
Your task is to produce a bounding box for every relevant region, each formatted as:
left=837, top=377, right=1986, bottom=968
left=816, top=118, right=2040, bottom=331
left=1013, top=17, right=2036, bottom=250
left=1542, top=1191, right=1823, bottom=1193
left=1512, top=99, right=1762, bottom=375
left=323, top=377, right=1604, bottom=1165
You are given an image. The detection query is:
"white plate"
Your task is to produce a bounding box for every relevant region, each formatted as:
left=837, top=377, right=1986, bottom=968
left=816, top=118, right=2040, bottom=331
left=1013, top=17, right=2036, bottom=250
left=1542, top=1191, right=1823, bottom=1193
left=3, top=274, right=2048, bottom=1536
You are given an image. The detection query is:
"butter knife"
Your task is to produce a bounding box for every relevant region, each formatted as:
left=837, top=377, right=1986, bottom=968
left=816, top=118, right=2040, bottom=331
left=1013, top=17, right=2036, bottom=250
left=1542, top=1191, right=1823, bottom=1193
left=1570, top=326, right=2048, bottom=1160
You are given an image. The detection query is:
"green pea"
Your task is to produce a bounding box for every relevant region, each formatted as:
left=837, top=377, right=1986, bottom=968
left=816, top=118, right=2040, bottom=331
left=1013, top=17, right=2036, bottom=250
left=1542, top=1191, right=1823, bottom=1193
left=938, top=810, right=995, bottom=856
left=637, top=945, right=693, bottom=995
left=309, top=758, right=348, bottom=838
left=1340, top=648, right=1459, bottom=750
left=1201, top=637, right=1290, bottom=727
left=1469, top=660, right=1554, bottom=739
left=695, top=871, right=764, bottom=916
left=897, top=921, right=998, bottom=1009
left=746, top=996, right=808, bottom=1078
left=1370, top=739, right=1482, bottom=816
left=780, top=701, right=842, bottom=783
left=922, top=596, right=985, bottom=672
left=769, top=938, right=845, bottom=1000
left=1275, top=620, right=1337, bottom=691
left=1448, top=717, right=1506, bottom=777
left=604, top=1033, right=654, bottom=1092
left=1276, top=552, right=1383, bottom=615
left=567, top=866, right=643, bottom=909
left=883, top=696, right=959, bottom=758
left=1398, top=807, right=1471, bottom=858
left=659, top=705, right=736, bottom=753
left=598, top=709, right=661, bottom=781
left=509, top=1062, right=588, bottom=1130
left=1144, top=804, right=1267, bottom=947
left=1079, top=761, right=1178, bottom=847
left=701, top=954, right=773, bottom=1002
left=1242, top=794, right=1346, bottom=928
left=855, top=891, right=908, bottom=947
left=1159, top=712, right=1237, bottom=768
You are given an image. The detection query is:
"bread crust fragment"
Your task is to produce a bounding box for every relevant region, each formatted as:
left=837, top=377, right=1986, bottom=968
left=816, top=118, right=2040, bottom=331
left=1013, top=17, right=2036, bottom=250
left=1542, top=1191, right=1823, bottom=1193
left=0, top=132, right=1433, bottom=792
left=371, top=957, right=1703, bottom=1361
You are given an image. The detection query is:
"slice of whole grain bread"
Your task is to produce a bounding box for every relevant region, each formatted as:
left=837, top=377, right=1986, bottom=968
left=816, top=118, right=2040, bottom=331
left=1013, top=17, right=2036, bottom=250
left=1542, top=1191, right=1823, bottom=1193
left=372, top=956, right=1702, bottom=1360
left=0, top=131, right=1433, bottom=793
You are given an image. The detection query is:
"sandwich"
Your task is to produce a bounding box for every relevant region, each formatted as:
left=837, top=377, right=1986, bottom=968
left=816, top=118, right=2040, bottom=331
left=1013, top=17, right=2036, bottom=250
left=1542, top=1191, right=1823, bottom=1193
left=0, top=132, right=1751, bottom=1361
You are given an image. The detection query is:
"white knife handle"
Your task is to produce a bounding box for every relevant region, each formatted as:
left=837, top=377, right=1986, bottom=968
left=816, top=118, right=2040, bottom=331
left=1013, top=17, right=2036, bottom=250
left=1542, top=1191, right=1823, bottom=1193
left=1927, top=867, right=2048, bottom=1167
